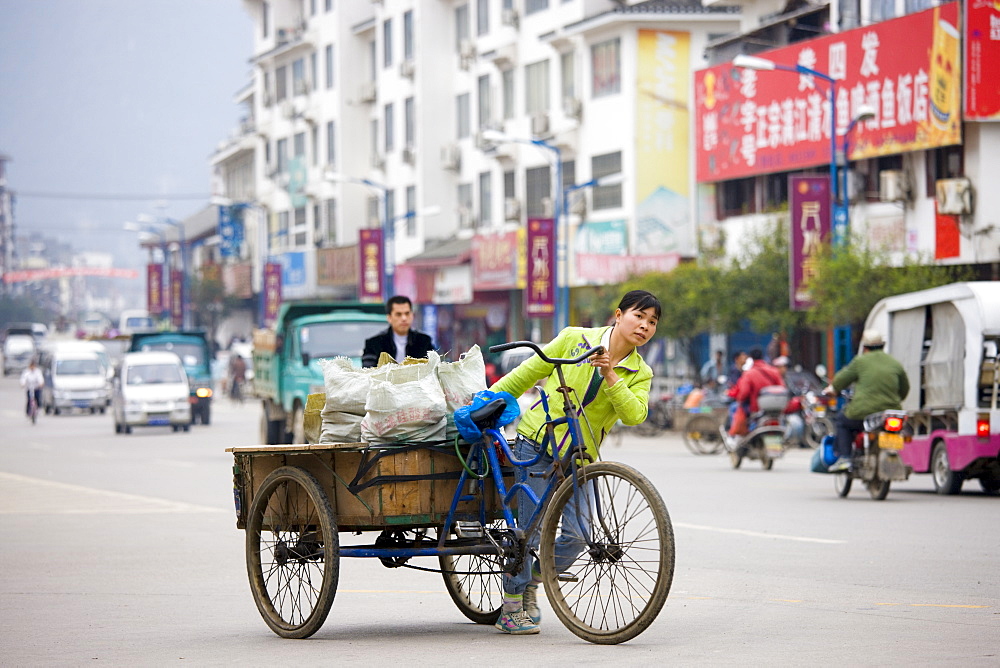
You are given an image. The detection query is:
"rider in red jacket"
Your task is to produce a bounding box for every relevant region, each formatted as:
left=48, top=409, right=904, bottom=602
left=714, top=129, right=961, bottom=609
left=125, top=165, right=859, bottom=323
left=735, top=349, right=784, bottom=413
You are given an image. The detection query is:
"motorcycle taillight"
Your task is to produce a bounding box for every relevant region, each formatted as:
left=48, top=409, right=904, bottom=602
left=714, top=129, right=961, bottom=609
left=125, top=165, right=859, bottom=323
left=884, top=415, right=904, bottom=432
left=977, top=416, right=990, bottom=439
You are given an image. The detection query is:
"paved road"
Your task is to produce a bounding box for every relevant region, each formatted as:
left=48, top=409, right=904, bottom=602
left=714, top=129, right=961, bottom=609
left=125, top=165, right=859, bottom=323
left=1, top=375, right=997, bottom=666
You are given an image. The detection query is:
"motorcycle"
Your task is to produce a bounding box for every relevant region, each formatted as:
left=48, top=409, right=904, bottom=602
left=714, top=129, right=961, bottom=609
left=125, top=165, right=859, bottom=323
left=721, top=385, right=790, bottom=470
left=800, top=389, right=837, bottom=448
left=826, top=409, right=913, bottom=500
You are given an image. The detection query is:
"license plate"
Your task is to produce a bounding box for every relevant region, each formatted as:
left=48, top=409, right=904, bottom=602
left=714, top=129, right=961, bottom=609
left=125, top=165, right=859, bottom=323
left=879, top=432, right=904, bottom=450
left=763, top=434, right=785, bottom=455
left=815, top=407, right=826, bottom=417
left=73, top=401, right=90, bottom=408
left=148, top=418, right=170, bottom=426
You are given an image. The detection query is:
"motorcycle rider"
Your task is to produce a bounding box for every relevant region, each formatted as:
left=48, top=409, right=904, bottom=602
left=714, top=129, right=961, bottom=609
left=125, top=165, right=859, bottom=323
left=728, top=348, right=785, bottom=454
left=823, top=329, right=909, bottom=472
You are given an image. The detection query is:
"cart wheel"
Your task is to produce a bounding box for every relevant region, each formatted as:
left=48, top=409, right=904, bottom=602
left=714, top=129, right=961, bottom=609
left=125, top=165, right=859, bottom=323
left=834, top=472, right=852, bottom=497
left=683, top=415, right=723, bottom=455
left=246, top=466, right=339, bottom=639
left=439, top=523, right=505, bottom=624
left=539, top=462, right=674, bottom=645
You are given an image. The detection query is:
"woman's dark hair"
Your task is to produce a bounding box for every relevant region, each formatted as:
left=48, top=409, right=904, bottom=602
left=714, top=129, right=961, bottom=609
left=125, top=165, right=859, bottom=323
left=618, top=290, right=661, bottom=319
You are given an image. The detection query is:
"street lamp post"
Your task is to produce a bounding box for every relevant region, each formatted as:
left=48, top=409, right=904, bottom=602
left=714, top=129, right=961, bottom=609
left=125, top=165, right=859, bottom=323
left=324, top=171, right=392, bottom=301
left=139, top=213, right=189, bottom=328
left=480, top=129, right=565, bottom=330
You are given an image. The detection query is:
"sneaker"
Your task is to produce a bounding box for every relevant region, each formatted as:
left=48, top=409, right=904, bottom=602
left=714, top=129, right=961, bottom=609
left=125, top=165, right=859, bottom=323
left=523, top=584, right=541, bottom=624
left=495, top=608, right=540, bottom=635
left=828, top=457, right=852, bottom=473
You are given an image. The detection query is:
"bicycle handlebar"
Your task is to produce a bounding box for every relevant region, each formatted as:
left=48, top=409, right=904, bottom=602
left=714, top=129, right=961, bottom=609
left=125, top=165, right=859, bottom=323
left=489, top=340, right=605, bottom=366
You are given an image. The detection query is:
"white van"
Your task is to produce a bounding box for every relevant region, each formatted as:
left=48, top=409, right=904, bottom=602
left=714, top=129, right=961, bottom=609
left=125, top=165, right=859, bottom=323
left=112, top=351, right=191, bottom=433
left=863, top=281, right=1000, bottom=494
left=118, top=309, right=156, bottom=336
left=40, top=346, right=110, bottom=415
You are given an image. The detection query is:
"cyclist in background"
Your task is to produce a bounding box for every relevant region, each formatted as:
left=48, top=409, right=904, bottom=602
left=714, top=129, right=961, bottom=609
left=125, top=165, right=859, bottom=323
left=20, top=358, right=44, bottom=418
left=488, top=289, right=661, bottom=635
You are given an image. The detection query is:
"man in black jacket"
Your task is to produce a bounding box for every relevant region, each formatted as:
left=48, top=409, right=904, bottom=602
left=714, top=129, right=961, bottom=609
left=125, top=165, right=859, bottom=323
left=362, top=295, right=436, bottom=367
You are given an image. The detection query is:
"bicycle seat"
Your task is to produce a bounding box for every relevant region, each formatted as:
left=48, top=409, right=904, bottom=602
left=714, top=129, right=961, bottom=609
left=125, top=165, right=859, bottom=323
left=468, top=397, right=508, bottom=429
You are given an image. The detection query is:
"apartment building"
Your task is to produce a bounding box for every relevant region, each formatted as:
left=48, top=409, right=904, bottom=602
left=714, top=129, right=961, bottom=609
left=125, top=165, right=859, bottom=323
left=211, top=0, right=741, bottom=345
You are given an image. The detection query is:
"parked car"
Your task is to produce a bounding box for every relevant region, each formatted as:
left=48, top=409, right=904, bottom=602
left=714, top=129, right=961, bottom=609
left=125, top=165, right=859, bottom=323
left=3, top=334, right=36, bottom=376
left=112, top=351, right=191, bottom=434
left=39, top=345, right=110, bottom=415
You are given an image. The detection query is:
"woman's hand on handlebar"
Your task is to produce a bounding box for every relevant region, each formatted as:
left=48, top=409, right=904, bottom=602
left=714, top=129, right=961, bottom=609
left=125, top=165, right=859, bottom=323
left=588, top=347, right=614, bottom=378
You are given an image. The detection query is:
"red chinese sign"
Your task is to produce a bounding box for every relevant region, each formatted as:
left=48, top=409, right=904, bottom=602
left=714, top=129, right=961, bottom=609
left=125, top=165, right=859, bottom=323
left=472, top=230, right=523, bottom=290
left=695, top=3, right=960, bottom=182
left=263, top=262, right=282, bottom=328
left=170, top=269, right=183, bottom=328
left=965, top=0, right=1000, bottom=120
left=525, top=218, right=555, bottom=317
left=147, top=263, right=163, bottom=315
left=789, top=176, right=831, bottom=311
left=358, top=228, right=384, bottom=302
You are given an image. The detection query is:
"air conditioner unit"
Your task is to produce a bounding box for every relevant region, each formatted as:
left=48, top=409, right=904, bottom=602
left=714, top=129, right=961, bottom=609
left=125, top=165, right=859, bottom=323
left=474, top=131, right=493, bottom=151
left=563, top=97, right=583, bottom=120
left=441, top=143, right=461, bottom=171
left=879, top=170, right=909, bottom=202
left=358, top=81, right=377, bottom=103
left=504, top=197, right=521, bottom=221
left=936, top=177, right=974, bottom=215
left=530, top=112, right=550, bottom=137
left=371, top=153, right=386, bottom=170
left=402, top=146, right=416, bottom=165
left=399, top=59, right=415, bottom=79
left=459, top=40, right=477, bottom=60
left=501, top=8, right=519, bottom=28
left=281, top=101, right=296, bottom=119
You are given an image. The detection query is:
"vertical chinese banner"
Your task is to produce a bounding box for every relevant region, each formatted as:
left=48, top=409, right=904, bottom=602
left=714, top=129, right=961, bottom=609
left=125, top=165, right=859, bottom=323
left=358, top=228, right=384, bottom=302
left=263, top=262, right=282, bottom=328
left=170, top=269, right=183, bottom=328
left=789, top=176, right=831, bottom=311
left=147, top=263, right=163, bottom=316
left=965, top=0, right=1000, bottom=120
left=525, top=218, right=555, bottom=317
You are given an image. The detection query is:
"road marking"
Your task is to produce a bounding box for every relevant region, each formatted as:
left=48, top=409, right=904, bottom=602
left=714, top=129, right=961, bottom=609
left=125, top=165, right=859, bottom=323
left=0, top=471, right=227, bottom=515
left=673, top=521, right=846, bottom=544
left=772, top=599, right=803, bottom=603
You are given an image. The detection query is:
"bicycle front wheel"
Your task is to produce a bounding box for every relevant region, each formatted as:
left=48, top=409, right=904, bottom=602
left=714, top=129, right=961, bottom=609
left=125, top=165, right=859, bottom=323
left=538, top=462, right=674, bottom=644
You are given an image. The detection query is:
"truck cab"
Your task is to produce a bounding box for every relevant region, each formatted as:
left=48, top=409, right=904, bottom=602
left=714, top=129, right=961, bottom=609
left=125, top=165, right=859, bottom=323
left=864, top=282, right=1000, bottom=494
left=129, top=331, right=214, bottom=425
left=254, top=301, right=387, bottom=445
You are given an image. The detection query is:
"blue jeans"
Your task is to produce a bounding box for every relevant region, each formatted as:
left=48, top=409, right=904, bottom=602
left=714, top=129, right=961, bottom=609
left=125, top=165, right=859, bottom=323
left=503, top=435, right=592, bottom=596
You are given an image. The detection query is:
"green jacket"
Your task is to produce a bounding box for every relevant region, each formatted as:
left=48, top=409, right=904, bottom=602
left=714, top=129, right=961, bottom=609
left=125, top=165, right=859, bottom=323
left=490, top=326, right=652, bottom=461
left=832, top=350, right=910, bottom=420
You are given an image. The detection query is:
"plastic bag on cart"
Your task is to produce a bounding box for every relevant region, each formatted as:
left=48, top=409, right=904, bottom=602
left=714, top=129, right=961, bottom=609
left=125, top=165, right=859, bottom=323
left=453, top=389, right=520, bottom=443
left=361, top=351, right=448, bottom=444
left=318, top=357, right=379, bottom=443
left=438, top=345, right=488, bottom=440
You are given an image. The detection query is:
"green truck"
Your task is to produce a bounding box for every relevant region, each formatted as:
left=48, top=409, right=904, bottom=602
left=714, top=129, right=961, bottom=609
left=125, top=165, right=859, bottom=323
left=129, top=330, right=215, bottom=425
left=252, top=301, right=387, bottom=445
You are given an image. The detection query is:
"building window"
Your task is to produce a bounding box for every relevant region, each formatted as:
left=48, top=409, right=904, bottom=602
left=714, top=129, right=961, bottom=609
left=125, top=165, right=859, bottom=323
left=525, top=59, right=550, bottom=115
left=591, top=151, right=622, bottom=210
left=404, top=97, right=415, bottom=147
left=293, top=132, right=305, bottom=158
left=526, top=165, right=551, bottom=218
left=383, top=19, right=393, bottom=68
left=457, top=93, right=470, bottom=139
left=479, top=171, right=492, bottom=227
left=367, top=196, right=380, bottom=227
left=458, top=183, right=474, bottom=228
left=325, top=198, right=337, bottom=245
left=925, top=145, right=964, bottom=195
left=477, top=75, right=491, bottom=129
left=293, top=206, right=307, bottom=247
left=293, top=58, right=307, bottom=95
left=762, top=173, right=787, bottom=212
left=276, top=138, right=288, bottom=173
left=504, top=170, right=515, bottom=199
left=277, top=210, right=289, bottom=250
left=262, top=1, right=269, bottom=38
left=312, top=202, right=321, bottom=246
left=502, top=69, right=514, bottom=120
left=310, top=0, right=316, bottom=16
left=263, top=71, right=272, bottom=107
left=310, top=51, right=317, bottom=92
left=403, top=10, right=414, bottom=60
left=326, top=120, right=336, bottom=166
left=592, top=38, right=620, bottom=98
left=325, top=44, right=334, bottom=89
left=386, top=189, right=396, bottom=229
left=369, top=40, right=376, bottom=81
left=455, top=4, right=470, bottom=50
left=562, top=159, right=576, bottom=192
left=525, top=0, right=549, bottom=15
left=310, top=126, right=319, bottom=166
left=870, top=0, right=896, bottom=22
left=477, top=0, right=489, bottom=35
left=405, top=186, right=417, bottom=236
left=275, top=65, right=288, bottom=102
left=561, top=51, right=575, bottom=108
left=371, top=119, right=380, bottom=164
left=325, top=0, right=333, bottom=11
left=385, top=103, right=395, bottom=152
left=716, top=177, right=756, bottom=218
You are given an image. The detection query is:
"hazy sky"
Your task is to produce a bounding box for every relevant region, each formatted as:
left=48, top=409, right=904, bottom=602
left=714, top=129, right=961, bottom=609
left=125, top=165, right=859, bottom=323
left=0, top=0, right=253, bottom=267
